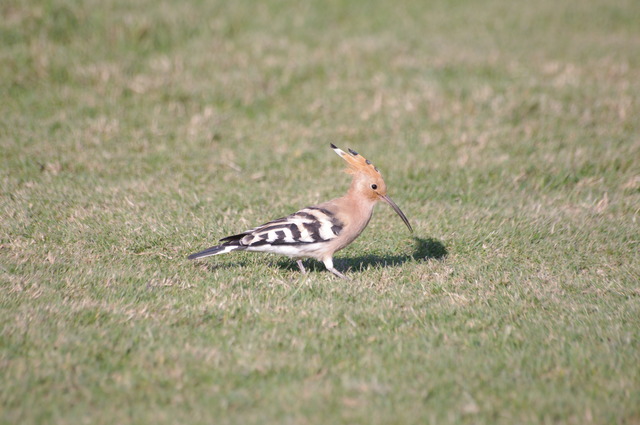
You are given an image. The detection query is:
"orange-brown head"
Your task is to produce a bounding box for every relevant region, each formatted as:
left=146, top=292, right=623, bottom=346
left=330, top=143, right=413, bottom=232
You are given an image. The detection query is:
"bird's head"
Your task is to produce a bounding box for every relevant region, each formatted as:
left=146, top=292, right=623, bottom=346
left=330, top=143, right=413, bottom=232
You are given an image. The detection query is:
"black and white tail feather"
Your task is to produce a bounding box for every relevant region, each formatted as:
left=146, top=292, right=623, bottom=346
left=188, top=206, right=343, bottom=261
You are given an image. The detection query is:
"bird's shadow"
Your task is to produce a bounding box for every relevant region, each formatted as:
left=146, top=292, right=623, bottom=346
left=276, top=236, right=447, bottom=273
left=201, top=237, right=446, bottom=274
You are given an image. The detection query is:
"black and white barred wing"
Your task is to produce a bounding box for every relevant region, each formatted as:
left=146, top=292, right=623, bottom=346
left=187, top=207, right=344, bottom=260
left=221, top=207, right=343, bottom=247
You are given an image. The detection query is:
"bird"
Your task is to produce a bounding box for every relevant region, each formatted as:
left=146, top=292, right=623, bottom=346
left=188, top=143, right=413, bottom=279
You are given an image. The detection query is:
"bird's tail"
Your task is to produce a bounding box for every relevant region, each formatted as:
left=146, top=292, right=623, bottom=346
left=187, top=243, right=244, bottom=260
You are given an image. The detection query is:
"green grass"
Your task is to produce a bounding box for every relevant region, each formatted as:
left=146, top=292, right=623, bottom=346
left=2, top=0, right=639, bottom=423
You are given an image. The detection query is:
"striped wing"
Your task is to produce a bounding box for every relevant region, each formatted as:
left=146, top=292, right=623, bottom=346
left=220, top=207, right=343, bottom=247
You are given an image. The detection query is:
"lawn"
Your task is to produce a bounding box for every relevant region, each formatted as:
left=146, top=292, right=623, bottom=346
left=1, top=0, right=639, bottom=424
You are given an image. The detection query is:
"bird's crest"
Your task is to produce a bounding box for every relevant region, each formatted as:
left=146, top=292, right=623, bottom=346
left=330, top=143, right=380, bottom=177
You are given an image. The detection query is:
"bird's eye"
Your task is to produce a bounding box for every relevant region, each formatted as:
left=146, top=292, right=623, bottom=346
left=371, top=184, right=378, bottom=190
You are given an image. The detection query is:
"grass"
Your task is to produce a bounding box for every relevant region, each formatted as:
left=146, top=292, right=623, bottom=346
left=1, top=0, right=639, bottom=423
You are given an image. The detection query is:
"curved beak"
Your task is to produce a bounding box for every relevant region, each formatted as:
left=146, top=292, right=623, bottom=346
left=379, top=194, right=413, bottom=233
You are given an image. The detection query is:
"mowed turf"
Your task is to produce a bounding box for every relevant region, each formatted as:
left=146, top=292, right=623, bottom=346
left=1, top=0, right=639, bottom=424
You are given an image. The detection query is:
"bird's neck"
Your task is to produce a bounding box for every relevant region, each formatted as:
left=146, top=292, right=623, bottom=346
left=344, top=185, right=377, bottom=223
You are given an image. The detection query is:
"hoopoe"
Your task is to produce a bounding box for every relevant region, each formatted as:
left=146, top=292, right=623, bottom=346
left=188, top=143, right=413, bottom=279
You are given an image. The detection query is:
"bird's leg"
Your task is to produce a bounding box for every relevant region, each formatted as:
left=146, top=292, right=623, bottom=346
left=322, top=257, right=349, bottom=280
left=296, top=259, right=307, bottom=274
left=329, top=268, right=348, bottom=280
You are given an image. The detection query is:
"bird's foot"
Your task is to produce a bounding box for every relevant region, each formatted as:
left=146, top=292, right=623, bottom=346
left=296, top=259, right=307, bottom=274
